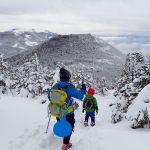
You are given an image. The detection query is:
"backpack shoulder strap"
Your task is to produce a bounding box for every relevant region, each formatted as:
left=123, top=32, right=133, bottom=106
left=85, top=97, right=94, bottom=102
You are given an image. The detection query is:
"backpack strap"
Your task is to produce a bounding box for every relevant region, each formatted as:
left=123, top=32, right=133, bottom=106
left=85, top=98, right=95, bottom=103
left=90, top=98, right=97, bottom=110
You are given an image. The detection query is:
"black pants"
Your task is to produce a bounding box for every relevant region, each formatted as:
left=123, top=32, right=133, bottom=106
left=85, top=115, right=95, bottom=123
left=56, top=113, right=75, bottom=144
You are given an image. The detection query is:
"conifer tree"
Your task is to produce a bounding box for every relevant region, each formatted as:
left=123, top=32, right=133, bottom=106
left=111, top=53, right=150, bottom=124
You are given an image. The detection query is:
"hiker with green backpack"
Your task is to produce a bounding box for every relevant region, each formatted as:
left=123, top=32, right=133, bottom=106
left=82, top=88, right=98, bottom=127
left=48, top=67, right=86, bottom=150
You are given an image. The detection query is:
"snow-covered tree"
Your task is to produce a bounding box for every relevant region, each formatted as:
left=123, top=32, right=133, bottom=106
left=97, top=77, right=109, bottom=96
left=123, top=52, right=145, bottom=82
left=111, top=53, right=150, bottom=124
left=71, top=67, right=95, bottom=90
left=126, top=83, right=150, bottom=128
left=0, top=53, right=13, bottom=95
left=15, top=53, right=52, bottom=98
left=53, top=62, right=110, bottom=94
left=50, top=62, right=98, bottom=92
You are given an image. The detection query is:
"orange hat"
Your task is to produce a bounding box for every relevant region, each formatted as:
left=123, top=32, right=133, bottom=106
left=87, top=88, right=95, bottom=95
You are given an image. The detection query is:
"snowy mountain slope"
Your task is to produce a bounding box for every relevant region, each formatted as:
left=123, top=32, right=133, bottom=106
left=0, top=29, right=57, bottom=58
left=6, top=34, right=125, bottom=82
left=1, top=93, right=150, bottom=150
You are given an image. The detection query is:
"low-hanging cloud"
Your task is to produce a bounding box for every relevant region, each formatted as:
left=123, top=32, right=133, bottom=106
left=105, top=40, right=150, bottom=56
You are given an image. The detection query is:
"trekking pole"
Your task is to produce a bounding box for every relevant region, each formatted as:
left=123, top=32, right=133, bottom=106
left=45, top=114, right=51, bottom=134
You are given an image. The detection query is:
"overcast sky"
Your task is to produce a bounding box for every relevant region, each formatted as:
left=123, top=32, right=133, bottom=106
left=0, top=0, right=150, bottom=35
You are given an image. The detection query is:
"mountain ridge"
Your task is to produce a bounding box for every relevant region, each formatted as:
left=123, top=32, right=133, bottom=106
left=6, top=33, right=125, bottom=82
left=0, top=29, right=57, bottom=58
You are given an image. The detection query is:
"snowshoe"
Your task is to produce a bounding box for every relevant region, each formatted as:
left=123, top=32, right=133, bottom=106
left=91, top=122, right=95, bottom=127
left=84, top=121, right=88, bottom=126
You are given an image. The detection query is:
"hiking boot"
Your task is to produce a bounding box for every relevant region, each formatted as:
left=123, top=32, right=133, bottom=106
left=91, top=122, right=95, bottom=127
left=62, top=144, right=68, bottom=150
left=84, top=121, right=88, bottom=126
left=67, top=143, right=72, bottom=149
left=62, top=143, right=72, bottom=150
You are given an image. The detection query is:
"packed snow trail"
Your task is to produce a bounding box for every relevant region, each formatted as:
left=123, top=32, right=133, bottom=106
left=1, top=93, right=150, bottom=150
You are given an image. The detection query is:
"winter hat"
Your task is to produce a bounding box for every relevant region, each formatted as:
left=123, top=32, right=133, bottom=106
left=87, top=88, right=95, bottom=95
left=59, top=67, right=71, bottom=82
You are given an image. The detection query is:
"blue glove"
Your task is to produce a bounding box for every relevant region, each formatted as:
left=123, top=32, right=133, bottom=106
left=81, top=84, right=86, bottom=94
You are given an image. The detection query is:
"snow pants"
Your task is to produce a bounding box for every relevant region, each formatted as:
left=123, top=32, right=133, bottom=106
left=85, top=112, right=95, bottom=123
left=57, top=113, right=75, bottom=144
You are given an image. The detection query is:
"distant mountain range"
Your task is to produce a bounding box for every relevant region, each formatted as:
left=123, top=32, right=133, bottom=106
left=6, top=33, right=125, bottom=82
left=0, top=29, right=57, bottom=58
left=1, top=29, right=149, bottom=82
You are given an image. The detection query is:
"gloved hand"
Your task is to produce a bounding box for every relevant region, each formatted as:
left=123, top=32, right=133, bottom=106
left=73, top=101, right=79, bottom=110
left=81, top=84, right=86, bottom=93
left=96, top=110, right=98, bottom=115
left=82, top=109, right=85, bottom=113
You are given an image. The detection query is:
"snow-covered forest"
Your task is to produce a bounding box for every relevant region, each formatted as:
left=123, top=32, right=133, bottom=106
left=111, top=52, right=150, bottom=128
left=1, top=51, right=150, bottom=127
left=1, top=51, right=150, bottom=150
left=0, top=52, right=110, bottom=99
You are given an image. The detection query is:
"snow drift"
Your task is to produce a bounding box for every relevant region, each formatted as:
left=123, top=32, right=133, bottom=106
left=126, top=83, right=150, bottom=128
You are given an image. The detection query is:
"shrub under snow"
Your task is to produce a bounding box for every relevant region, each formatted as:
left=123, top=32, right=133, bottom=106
left=126, top=84, right=150, bottom=129
left=111, top=53, right=150, bottom=124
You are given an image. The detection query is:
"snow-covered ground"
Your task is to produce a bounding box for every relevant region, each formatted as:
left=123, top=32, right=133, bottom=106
left=0, top=93, right=150, bottom=150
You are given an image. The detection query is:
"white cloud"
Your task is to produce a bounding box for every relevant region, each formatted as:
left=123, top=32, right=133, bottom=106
left=111, top=42, right=150, bottom=55
left=101, top=36, right=128, bottom=41
left=0, top=0, right=150, bottom=34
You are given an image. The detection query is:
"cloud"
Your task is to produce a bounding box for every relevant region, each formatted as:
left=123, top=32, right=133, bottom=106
left=0, top=0, right=150, bottom=34
left=0, top=0, right=150, bottom=57
left=100, top=34, right=150, bottom=56
left=100, top=36, right=128, bottom=41
left=110, top=42, right=150, bottom=56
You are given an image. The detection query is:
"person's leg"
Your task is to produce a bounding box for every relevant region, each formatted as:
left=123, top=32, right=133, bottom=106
left=63, top=113, right=75, bottom=145
left=63, top=135, right=71, bottom=145
left=90, top=112, right=95, bottom=126
left=84, top=112, right=89, bottom=126
left=84, top=113, right=89, bottom=123
left=91, top=116, right=95, bottom=123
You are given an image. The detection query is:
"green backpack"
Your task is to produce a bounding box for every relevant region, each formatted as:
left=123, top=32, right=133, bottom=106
left=49, top=84, right=73, bottom=118
left=84, top=98, right=95, bottom=112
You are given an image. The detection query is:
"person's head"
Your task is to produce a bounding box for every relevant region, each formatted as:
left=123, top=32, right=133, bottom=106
left=87, top=88, right=95, bottom=95
left=59, top=67, right=71, bottom=82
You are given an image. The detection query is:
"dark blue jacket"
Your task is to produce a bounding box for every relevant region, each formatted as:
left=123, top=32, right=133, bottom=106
left=48, top=82, right=86, bottom=107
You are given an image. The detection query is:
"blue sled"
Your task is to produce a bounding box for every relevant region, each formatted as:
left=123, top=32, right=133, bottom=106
left=53, top=118, right=72, bottom=137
